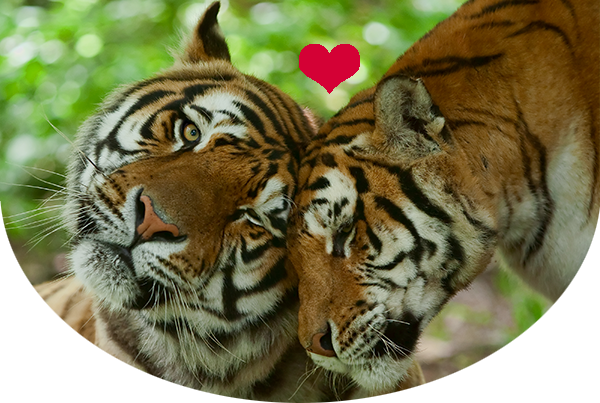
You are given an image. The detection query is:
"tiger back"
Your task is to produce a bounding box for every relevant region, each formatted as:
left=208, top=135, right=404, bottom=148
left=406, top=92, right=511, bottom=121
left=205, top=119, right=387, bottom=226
left=0, top=2, right=428, bottom=403
left=288, top=0, right=599, bottom=395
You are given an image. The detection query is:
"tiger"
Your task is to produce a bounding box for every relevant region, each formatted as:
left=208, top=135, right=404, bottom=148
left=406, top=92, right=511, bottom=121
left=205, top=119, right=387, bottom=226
left=287, top=0, right=599, bottom=396
left=31, top=2, right=381, bottom=400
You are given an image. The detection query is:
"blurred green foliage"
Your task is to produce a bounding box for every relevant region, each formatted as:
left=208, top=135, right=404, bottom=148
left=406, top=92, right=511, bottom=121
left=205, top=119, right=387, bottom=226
left=1, top=0, right=550, bottom=377
left=1, top=0, right=463, bottom=232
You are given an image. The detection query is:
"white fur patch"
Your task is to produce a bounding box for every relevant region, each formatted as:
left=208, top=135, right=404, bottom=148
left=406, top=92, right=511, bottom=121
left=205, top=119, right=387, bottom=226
left=304, top=169, right=358, bottom=255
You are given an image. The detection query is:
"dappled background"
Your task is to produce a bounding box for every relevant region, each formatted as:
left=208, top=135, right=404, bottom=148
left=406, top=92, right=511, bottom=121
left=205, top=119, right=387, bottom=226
left=1, top=0, right=549, bottom=384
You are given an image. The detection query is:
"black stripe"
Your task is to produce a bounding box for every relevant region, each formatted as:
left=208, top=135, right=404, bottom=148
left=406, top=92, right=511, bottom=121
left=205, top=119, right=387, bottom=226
left=373, top=195, right=425, bottom=262
left=438, top=235, right=466, bottom=296
left=447, top=119, right=491, bottom=129
left=588, top=120, right=598, bottom=218
left=507, top=21, right=573, bottom=51
left=245, top=75, right=313, bottom=142
left=265, top=148, right=285, bottom=161
left=244, top=89, right=287, bottom=144
left=250, top=77, right=309, bottom=162
left=101, top=89, right=176, bottom=154
left=221, top=253, right=242, bottom=320
left=324, top=135, right=355, bottom=146
left=95, top=188, right=124, bottom=222
left=445, top=235, right=465, bottom=265
left=240, top=238, right=272, bottom=263
left=453, top=107, right=517, bottom=124
left=245, top=257, right=288, bottom=295
left=515, top=105, right=554, bottom=262
left=465, top=212, right=496, bottom=242
left=216, top=109, right=245, bottom=126
left=198, top=287, right=298, bottom=346
left=139, top=112, right=160, bottom=141
left=333, top=198, right=349, bottom=220
left=111, top=73, right=234, bottom=104
left=321, top=152, right=337, bottom=167
left=332, top=94, right=374, bottom=119
left=471, top=20, right=516, bottom=30
left=373, top=312, right=420, bottom=358
left=311, top=198, right=328, bottom=206
left=234, top=100, right=265, bottom=135
left=349, top=166, right=370, bottom=193
left=365, top=225, right=383, bottom=255
left=366, top=250, right=408, bottom=271
left=307, top=176, right=331, bottom=191
left=105, top=78, right=180, bottom=113
left=467, top=0, right=539, bottom=18
left=451, top=185, right=498, bottom=240
left=330, top=118, right=375, bottom=131
left=402, top=53, right=503, bottom=78
left=268, top=215, right=287, bottom=234
left=141, top=88, right=216, bottom=141
left=393, top=167, right=453, bottom=224
left=183, top=83, right=218, bottom=100
left=569, top=236, right=600, bottom=318
left=189, top=105, right=214, bottom=122
left=558, top=0, right=576, bottom=20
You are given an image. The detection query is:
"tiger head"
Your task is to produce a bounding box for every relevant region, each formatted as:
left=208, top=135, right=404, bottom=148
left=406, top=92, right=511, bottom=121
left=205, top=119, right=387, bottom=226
left=65, top=2, right=314, bottom=336
left=288, top=75, right=497, bottom=393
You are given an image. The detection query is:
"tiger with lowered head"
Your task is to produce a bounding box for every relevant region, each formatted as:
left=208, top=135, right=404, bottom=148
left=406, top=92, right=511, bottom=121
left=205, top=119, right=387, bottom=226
left=32, top=2, right=428, bottom=400
left=288, top=0, right=599, bottom=396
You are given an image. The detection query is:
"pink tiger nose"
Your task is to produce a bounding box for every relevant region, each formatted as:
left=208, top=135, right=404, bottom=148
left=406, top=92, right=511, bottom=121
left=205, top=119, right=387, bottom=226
left=136, top=195, right=180, bottom=240
left=308, top=330, right=336, bottom=357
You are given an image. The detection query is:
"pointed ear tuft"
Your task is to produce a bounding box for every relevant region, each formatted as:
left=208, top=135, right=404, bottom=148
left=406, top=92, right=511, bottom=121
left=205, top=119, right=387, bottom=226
left=301, top=107, right=322, bottom=136
left=373, top=75, right=446, bottom=160
left=184, top=1, right=231, bottom=63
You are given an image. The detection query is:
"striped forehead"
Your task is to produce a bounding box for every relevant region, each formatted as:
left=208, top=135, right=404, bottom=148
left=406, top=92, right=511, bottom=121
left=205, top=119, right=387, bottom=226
left=84, top=81, right=257, bottom=173
left=303, top=168, right=358, bottom=235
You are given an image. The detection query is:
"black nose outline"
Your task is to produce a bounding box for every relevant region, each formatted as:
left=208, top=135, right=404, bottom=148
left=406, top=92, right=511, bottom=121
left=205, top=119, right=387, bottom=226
left=308, top=324, right=337, bottom=357
left=131, top=189, right=187, bottom=247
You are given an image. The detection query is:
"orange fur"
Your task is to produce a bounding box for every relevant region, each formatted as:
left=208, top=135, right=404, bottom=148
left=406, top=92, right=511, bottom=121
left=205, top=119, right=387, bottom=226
left=289, top=0, right=598, bottom=395
left=33, top=2, right=350, bottom=401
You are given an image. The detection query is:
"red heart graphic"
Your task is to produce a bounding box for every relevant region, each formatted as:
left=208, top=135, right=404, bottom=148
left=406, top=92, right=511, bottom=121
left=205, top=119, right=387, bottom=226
left=299, top=44, right=360, bottom=93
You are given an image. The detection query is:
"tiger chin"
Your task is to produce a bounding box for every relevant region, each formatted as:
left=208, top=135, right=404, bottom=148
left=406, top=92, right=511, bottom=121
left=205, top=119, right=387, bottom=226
left=288, top=0, right=598, bottom=396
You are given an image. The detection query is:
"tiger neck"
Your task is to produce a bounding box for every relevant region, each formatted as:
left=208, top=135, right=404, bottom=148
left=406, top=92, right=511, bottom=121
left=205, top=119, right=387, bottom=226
left=378, top=0, right=592, bottom=244
left=91, top=295, right=307, bottom=399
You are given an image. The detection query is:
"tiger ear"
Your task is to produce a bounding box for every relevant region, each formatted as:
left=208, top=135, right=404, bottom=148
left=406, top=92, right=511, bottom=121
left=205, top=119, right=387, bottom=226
left=372, top=75, right=446, bottom=161
left=184, top=1, right=231, bottom=63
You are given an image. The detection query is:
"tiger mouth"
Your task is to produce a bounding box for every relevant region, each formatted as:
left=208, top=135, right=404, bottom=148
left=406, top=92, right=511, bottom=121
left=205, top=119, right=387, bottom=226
left=372, top=312, right=421, bottom=360
left=96, top=240, right=181, bottom=311
left=129, top=275, right=174, bottom=310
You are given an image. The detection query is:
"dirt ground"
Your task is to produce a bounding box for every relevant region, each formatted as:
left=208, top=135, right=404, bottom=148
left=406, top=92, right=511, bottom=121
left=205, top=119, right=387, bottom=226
left=417, top=273, right=598, bottom=403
